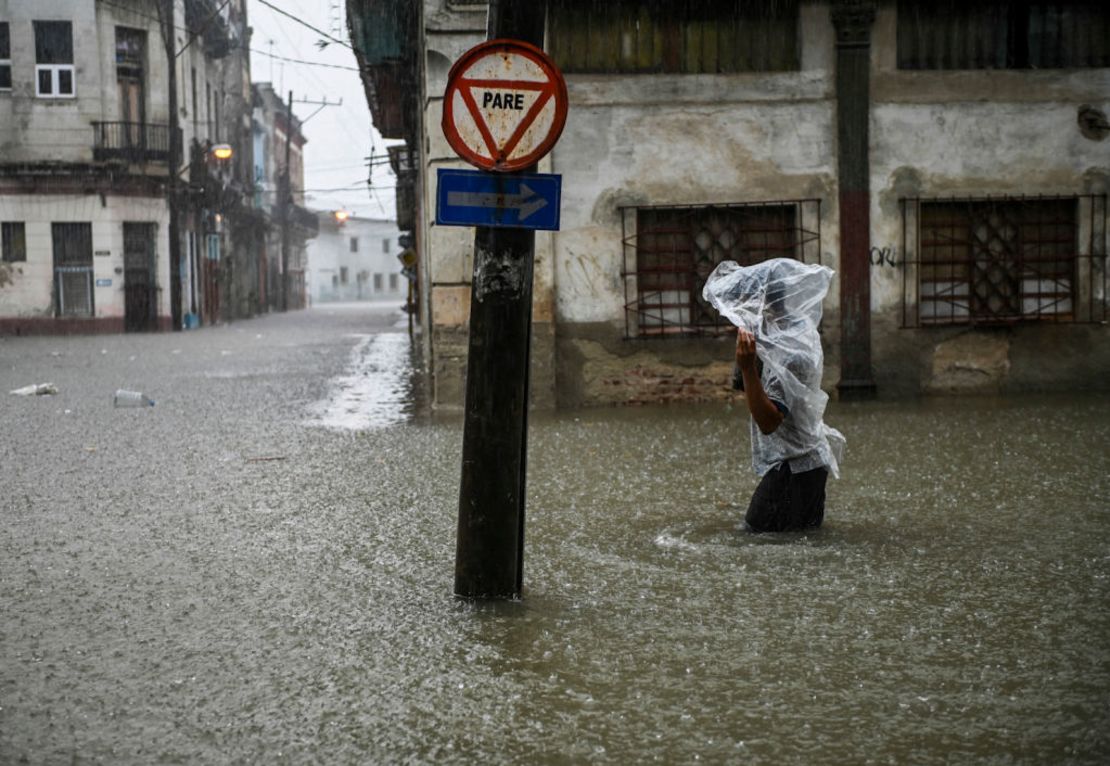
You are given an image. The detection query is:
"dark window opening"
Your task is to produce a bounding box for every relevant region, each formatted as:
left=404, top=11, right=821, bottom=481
left=34, top=21, right=73, bottom=64
left=2, top=222, right=27, bottom=262
left=549, top=0, right=799, bottom=75
left=900, top=195, right=1108, bottom=326
left=621, top=200, right=822, bottom=338
left=897, top=0, right=1110, bottom=69
left=350, top=236, right=358, bottom=252
left=115, top=26, right=145, bottom=67
left=0, top=22, right=11, bottom=90
left=340, top=266, right=348, bottom=284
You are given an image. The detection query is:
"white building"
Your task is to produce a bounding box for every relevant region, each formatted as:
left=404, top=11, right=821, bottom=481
left=306, top=212, right=407, bottom=305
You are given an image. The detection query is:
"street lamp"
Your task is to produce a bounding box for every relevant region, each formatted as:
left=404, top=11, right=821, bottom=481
left=333, top=209, right=350, bottom=223
left=210, top=143, right=234, bottom=161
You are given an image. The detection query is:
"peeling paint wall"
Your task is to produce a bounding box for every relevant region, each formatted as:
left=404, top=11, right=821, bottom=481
left=416, top=1, right=1109, bottom=409
left=868, top=6, right=1110, bottom=395
left=545, top=3, right=841, bottom=408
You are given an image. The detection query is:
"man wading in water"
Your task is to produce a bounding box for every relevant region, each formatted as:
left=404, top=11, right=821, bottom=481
left=703, top=259, right=845, bottom=533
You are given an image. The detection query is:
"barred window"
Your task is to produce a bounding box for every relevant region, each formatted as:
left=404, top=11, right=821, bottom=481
left=900, top=196, right=1109, bottom=326
left=897, top=0, right=1110, bottom=70
left=549, top=0, right=799, bottom=75
left=52, top=222, right=94, bottom=318
left=621, top=200, right=821, bottom=338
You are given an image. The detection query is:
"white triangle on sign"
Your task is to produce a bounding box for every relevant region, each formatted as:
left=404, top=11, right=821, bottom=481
left=468, top=87, right=544, bottom=154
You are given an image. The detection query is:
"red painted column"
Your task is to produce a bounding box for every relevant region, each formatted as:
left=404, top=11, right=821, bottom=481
left=832, top=1, right=878, bottom=400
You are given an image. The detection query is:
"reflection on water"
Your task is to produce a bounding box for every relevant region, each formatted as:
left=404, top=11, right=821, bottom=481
left=306, top=332, right=423, bottom=430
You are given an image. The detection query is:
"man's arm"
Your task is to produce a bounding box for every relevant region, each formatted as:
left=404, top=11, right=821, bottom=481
left=736, top=328, right=784, bottom=435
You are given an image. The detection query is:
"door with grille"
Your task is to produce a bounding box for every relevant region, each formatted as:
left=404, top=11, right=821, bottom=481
left=123, top=222, right=156, bottom=331
left=52, top=222, right=94, bottom=317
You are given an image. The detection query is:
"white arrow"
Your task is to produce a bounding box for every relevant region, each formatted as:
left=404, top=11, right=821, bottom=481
left=446, top=183, right=548, bottom=221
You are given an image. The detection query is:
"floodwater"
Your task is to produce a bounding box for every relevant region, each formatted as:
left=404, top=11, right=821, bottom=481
left=2, top=305, right=1108, bottom=764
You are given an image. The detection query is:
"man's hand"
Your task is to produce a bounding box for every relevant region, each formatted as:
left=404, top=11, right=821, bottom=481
left=735, top=328, right=759, bottom=373
left=735, top=327, right=783, bottom=435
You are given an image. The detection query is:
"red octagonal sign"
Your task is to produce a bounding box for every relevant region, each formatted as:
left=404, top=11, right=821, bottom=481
left=442, top=39, right=568, bottom=173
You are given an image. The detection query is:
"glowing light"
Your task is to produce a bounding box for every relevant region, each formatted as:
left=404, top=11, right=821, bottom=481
left=334, top=210, right=350, bottom=223
left=210, top=144, right=234, bottom=160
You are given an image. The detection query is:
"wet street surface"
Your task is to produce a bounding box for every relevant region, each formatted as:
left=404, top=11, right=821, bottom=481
left=2, top=304, right=1108, bottom=764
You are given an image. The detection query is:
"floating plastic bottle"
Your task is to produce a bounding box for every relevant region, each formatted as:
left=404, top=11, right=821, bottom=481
left=9, top=382, right=58, bottom=396
left=113, top=389, right=155, bottom=408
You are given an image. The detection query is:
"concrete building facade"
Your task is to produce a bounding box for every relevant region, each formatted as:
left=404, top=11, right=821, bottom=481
left=348, top=0, right=1110, bottom=409
left=0, top=0, right=270, bottom=334
left=306, top=212, right=407, bottom=305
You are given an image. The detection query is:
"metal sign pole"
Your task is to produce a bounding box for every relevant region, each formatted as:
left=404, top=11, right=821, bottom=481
left=454, top=1, right=547, bottom=600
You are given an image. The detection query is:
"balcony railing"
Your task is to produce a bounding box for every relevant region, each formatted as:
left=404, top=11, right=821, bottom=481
left=92, top=121, right=179, bottom=165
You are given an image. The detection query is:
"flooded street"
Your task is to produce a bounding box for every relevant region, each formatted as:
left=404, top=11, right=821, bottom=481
left=2, top=305, right=1108, bottom=764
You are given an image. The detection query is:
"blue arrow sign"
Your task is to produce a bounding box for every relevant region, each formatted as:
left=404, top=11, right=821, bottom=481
left=436, top=168, right=561, bottom=231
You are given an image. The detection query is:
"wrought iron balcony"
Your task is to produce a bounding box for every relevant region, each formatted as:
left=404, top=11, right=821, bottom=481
left=92, top=121, right=180, bottom=165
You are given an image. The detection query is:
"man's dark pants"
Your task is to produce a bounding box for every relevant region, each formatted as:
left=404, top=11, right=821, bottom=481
left=745, top=462, right=828, bottom=533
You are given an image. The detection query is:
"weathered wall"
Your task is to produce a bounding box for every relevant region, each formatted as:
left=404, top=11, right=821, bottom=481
left=868, top=6, right=1110, bottom=395
left=421, top=0, right=557, bottom=410
left=547, top=3, right=840, bottom=407
left=0, top=193, right=170, bottom=323
left=416, top=1, right=1110, bottom=408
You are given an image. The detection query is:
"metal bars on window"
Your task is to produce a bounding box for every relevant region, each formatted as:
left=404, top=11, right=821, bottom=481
left=621, top=200, right=821, bottom=339
left=900, top=195, right=1108, bottom=327
left=52, top=222, right=94, bottom=318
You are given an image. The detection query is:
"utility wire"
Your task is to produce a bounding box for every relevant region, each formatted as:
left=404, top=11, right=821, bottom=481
left=98, top=0, right=356, bottom=73
left=255, top=0, right=356, bottom=52
left=251, top=47, right=360, bottom=71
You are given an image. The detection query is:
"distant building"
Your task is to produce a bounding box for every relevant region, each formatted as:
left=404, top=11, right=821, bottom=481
left=0, top=0, right=262, bottom=334
left=307, top=212, right=406, bottom=304
left=252, top=82, right=317, bottom=311
left=348, top=0, right=1110, bottom=407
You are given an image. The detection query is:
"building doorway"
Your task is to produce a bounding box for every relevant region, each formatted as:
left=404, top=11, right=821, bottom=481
left=123, top=222, right=157, bottom=331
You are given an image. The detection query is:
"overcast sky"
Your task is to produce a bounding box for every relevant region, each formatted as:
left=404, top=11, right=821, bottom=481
left=247, top=0, right=398, bottom=221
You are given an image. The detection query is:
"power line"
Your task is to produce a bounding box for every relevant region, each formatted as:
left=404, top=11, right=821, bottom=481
left=98, top=0, right=354, bottom=74
left=255, top=0, right=355, bottom=52
left=251, top=46, right=360, bottom=71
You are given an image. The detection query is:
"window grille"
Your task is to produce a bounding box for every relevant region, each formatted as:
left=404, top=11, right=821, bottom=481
left=621, top=199, right=822, bottom=338
left=549, top=0, right=799, bottom=75
left=34, top=21, right=74, bottom=98
left=0, top=23, right=11, bottom=90
left=52, top=223, right=94, bottom=318
left=897, top=0, right=1110, bottom=70
left=900, top=195, right=1108, bottom=327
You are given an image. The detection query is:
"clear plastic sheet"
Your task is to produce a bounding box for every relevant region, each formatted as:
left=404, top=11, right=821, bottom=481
left=702, top=258, right=846, bottom=478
